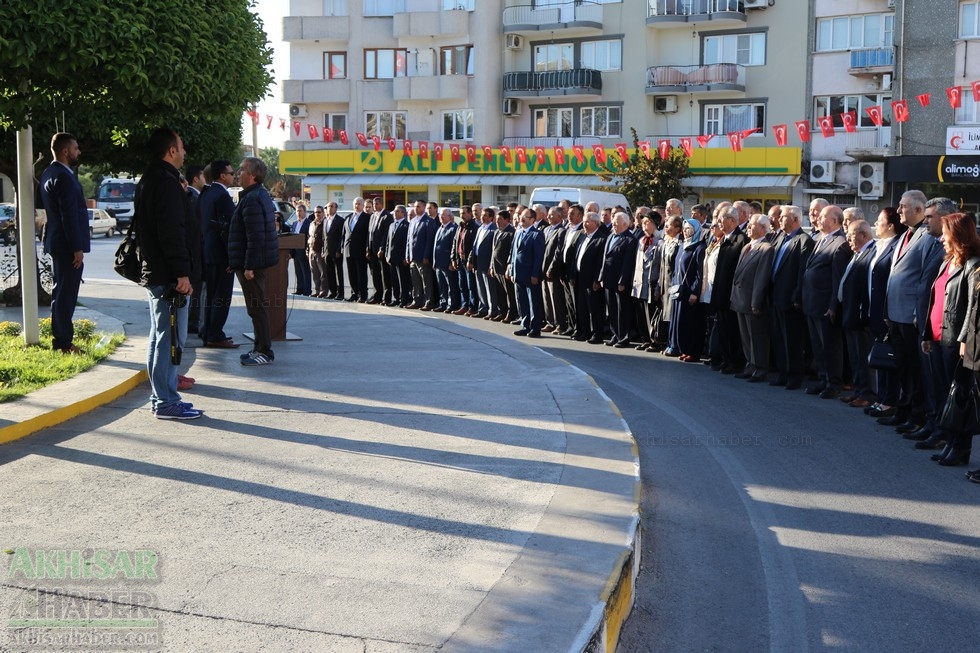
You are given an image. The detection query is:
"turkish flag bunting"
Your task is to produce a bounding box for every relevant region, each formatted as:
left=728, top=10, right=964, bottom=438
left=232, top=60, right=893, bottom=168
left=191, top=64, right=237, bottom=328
left=387, top=138, right=397, bottom=153
left=339, top=130, right=349, bottom=145
left=554, top=146, right=565, bottom=166
left=842, top=111, right=857, bottom=133
left=727, top=132, right=743, bottom=153
left=266, top=115, right=274, bottom=129
left=323, top=128, right=333, bottom=143
left=500, top=145, right=512, bottom=162
left=638, top=141, right=651, bottom=159
left=679, top=138, right=693, bottom=158
left=773, top=124, right=788, bottom=146
left=482, top=145, right=493, bottom=159
left=696, top=134, right=715, bottom=148
left=433, top=142, right=444, bottom=160
left=658, top=139, right=671, bottom=159
left=973, top=80, right=980, bottom=101
left=516, top=146, right=527, bottom=164
left=403, top=139, right=413, bottom=156
left=280, top=118, right=287, bottom=131
left=573, top=145, right=585, bottom=162
left=534, top=145, right=546, bottom=163
left=740, top=127, right=761, bottom=139
left=249, top=110, right=259, bottom=125
left=865, top=105, right=883, bottom=127
left=891, top=99, right=909, bottom=123
left=615, top=142, right=628, bottom=162
left=450, top=143, right=461, bottom=162
left=419, top=141, right=428, bottom=157
left=307, top=123, right=318, bottom=139
left=372, top=136, right=381, bottom=151
left=593, top=143, right=606, bottom=163
left=356, top=132, right=368, bottom=146
left=466, top=144, right=477, bottom=163
left=947, top=86, right=963, bottom=108
left=292, top=121, right=301, bottom=136
left=916, top=93, right=931, bottom=107
left=794, top=120, right=811, bottom=142
left=817, top=115, right=835, bottom=139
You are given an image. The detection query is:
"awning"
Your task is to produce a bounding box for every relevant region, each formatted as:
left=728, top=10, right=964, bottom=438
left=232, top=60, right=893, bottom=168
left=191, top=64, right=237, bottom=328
left=302, top=174, right=617, bottom=187
left=683, top=175, right=799, bottom=189
left=801, top=186, right=856, bottom=194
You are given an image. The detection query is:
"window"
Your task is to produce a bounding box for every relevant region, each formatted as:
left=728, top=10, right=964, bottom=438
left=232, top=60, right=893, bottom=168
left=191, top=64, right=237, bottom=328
left=534, top=43, right=574, bottom=71
left=813, top=94, right=892, bottom=127
left=323, top=0, right=348, bottom=15
left=954, top=89, right=980, bottom=123
left=324, top=52, right=346, bottom=79
left=962, top=2, right=980, bottom=38
left=580, top=40, right=622, bottom=71
left=443, top=110, right=474, bottom=140
left=363, top=0, right=405, bottom=16
left=442, top=0, right=474, bottom=8
left=364, top=49, right=407, bottom=79
left=816, top=13, right=894, bottom=51
left=703, top=103, right=765, bottom=135
left=581, top=106, right=621, bottom=137
left=324, top=113, right=347, bottom=133
left=534, top=108, right=573, bottom=138
left=365, top=111, right=406, bottom=139
left=703, top=33, right=766, bottom=66
left=440, top=46, right=474, bottom=75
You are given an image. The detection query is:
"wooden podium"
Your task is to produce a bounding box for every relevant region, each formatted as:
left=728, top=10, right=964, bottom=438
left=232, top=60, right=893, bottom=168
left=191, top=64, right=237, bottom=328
left=245, top=233, right=303, bottom=343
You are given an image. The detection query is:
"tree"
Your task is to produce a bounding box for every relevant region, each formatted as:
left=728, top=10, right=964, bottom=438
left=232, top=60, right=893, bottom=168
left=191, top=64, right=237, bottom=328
left=258, top=147, right=302, bottom=199
left=598, top=128, right=691, bottom=209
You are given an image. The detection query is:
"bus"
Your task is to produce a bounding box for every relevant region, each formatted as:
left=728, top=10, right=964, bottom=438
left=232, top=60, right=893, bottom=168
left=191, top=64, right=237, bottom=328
left=96, top=177, right=139, bottom=231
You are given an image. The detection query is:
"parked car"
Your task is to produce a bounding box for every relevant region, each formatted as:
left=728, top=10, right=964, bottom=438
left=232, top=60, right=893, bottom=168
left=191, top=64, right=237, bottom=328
left=88, top=208, right=116, bottom=237
left=0, top=203, right=15, bottom=245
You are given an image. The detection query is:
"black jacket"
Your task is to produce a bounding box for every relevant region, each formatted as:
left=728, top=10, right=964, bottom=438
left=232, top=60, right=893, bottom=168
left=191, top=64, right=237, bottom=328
left=136, top=158, right=192, bottom=287
left=227, top=183, right=279, bottom=271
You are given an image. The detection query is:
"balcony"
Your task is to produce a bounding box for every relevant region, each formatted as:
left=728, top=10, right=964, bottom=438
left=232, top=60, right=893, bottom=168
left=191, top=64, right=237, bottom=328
left=394, top=0, right=471, bottom=37
left=645, top=63, right=745, bottom=94
left=282, top=79, right=352, bottom=104
left=282, top=16, right=350, bottom=42
left=393, top=74, right=470, bottom=101
left=503, top=1, right=603, bottom=34
left=501, top=136, right=603, bottom=149
left=503, top=69, right=602, bottom=98
left=646, top=0, right=746, bottom=29
left=809, top=127, right=893, bottom=160
left=848, top=47, right=895, bottom=76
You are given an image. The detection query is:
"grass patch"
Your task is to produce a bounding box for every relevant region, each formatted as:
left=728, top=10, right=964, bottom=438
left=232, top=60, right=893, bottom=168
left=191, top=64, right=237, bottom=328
left=0, top=318, right=125, bottom=402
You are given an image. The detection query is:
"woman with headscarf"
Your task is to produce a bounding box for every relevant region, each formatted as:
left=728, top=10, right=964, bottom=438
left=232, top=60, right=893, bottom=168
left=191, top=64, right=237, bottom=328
left=667, top=218, right=707, bottom=362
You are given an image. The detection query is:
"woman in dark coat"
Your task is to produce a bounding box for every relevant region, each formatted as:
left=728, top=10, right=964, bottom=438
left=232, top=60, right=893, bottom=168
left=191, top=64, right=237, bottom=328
left=667, top=219, right=707, bottom=362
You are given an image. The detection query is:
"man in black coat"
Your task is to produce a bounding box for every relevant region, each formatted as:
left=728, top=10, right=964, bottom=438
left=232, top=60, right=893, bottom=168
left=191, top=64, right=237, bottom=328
left=385, top=204, right=412, bottom=307
left=323, top=201, right=345, bottom=299
left=575, top=211, right=609, bottom=344
left=367, top=197, right=392, bottom=304
left=600, top=212, right=638, bottom=347
left=838, top=219, right=876, bottom=405
left=490, top=211, right=518, bottom=322
left=542, top=206, right=568, bottom=333
left=770, top=205, right=815, bottom=389
left=290, top=204, right=312, bottom=296
left=710, top=204, right=749, bottom=372
left=198, top=160, right=239, bottom=347
left=343, top=197, right=370, bottom=302
left=452, top=205, right=479, bottom=315
left=559, top=204, right=586, bottom=337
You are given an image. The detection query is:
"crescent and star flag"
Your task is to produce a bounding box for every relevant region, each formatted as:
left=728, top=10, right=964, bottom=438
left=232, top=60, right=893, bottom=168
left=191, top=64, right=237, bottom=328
left=841, top=111, right=857, bottom=133
left=466, top=144, right=478, bottom=163
left=292, top=121, right=301, bottom=136
left=356, top=132, right=368, bottom=146
left=338, top=130, right=349, bottom=144
left=916, top=93, right=931, bottom=107
left=638, top=141, right=651, bottom=158
left=795, top=120, right=811, bottom=142
left=419, top=141, right=428, bottom=157
left=372, top=136, right=381, bottom=151
left=696, top=134, right=715, bottom=148
left=534, top=145, right=547, bottom=163
left=482, top=145, right=493, bottom=159
left=679, top=137, right=693, bottom=158
left=865, top=105, right=884, bottom=127
left=973, top=80, right=980, bottom=101
left=323, top=128, right=333, bottom=143
left=433, top=142, right=444, bottom=160
left=500, top=145, right=512, bottom=162
left=266, top=115, right=274, bottom=129
left=891, top=99, right=909, bottom=123
left=615, top=142, right=628, bottom=161
left=740, top=127, right=761, bottom=139
left=727, top=132, right=743, bottom=152
left=516, top=145, right=527, bottom=163
left=817, top=114, right=836, bottom=138
left=948, top=86, right=963, bottom=108
left=592, top=143, right=606, bottom=163
left=554, top=146, right=565, bottom=166
left=403, top=139, right=413, bottom=156
left=573, top=144, right=585, bottom=162
left=387, top=137, right=397, bottom=153
left=658, top=139, right=672, bottom=159
left=450, top=143, right=462, bottom=162
left=773, top=124, right=788, bottom=146
left=279, top=118, right=287, bottom=130
left=307, top=124, right=318, bottom=139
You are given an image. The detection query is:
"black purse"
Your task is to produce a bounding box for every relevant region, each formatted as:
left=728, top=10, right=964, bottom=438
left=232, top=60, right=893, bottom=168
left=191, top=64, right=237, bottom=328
left=113, top=221, right=142, bottom=284
left=867, top=338, right=897, bottom=371
left=938, top=361, right=980, bottom=433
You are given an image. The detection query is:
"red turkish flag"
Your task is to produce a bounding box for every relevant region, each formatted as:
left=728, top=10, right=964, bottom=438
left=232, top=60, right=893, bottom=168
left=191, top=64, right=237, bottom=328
left=772, top=124, right=788, bottom=146
left=466, top=144, right=477, bottom=163
left=658, top=139, right=672, bottom=159
left=592, top=143, right=606, bottom=163
left=696, top=134, right=715, bottom=148
left=638, top=141, right=651, bottom=159
left=727, top=132, right=743, bottom=153
left=794, top=120, right=811, bottom=142
left=615, top=142, right=628, bottom=162
left=266, top=115, right=274, bottom=129
left=817, top=115, right=835, bottom=139
left=372, top=136, right=381, bottom=151
left=573, top=145, right=585, bottom=162
left=482, top=145, right=493, bottom=159
left=403, top=139, right=413, bottom=156
left=972, top=80, right=980, bottom=101
left=419, top=141, right=428, bottom=157
left=433, top=142, right=444, bottom=160
left=307, top=123, right=318, bottom=139
left=679, top=137, right=693, bottom=158
left=280, top=118, right=287, bottom=131
left=248, top=110, right=259, bottom=125
left=842, top=111, right=857, bottom=133
left=356, top=132, right=368, bottom=146
left=292, top=121, right=301, bottom=136
left=450, top=143, right=461, bottom=162
left=865, top=105, right=883, bottom=127
left=948, top=86, right=963, bottom=109
left=515, top=146, right=527, bottom=164
left=323, top=128, right=333, bottom=143
left=891, top=99, right=909, bottom=123
left=387, top=137, right=397, bottom=153
left=740, top=127, right=761, bottom=140
left=534, top=145, right=546, bottom=163
left=339, top=130, right=349, bottom=145
left=916, top=93, right=931, bottom=107
left=500, top=145, right=512, bottom=162
left=554, top=146, right=565, bottom=166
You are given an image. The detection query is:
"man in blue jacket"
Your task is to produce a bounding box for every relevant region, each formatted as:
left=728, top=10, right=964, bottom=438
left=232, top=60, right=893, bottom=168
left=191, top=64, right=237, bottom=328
left=432, top=207, right=460, bottom=312
left=509, top=208, right=546, bottom=337
left=39, top=132, right=90, bottom=353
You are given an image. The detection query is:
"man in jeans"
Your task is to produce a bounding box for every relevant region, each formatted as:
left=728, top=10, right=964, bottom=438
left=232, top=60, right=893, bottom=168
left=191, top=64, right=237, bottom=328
left=228, top=157, right=279, bottom=366
left=136, top=127, right=202, bottom=420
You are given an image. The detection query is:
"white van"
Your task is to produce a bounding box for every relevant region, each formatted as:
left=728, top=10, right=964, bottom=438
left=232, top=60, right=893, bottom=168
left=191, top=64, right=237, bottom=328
left=528, top=187, right=631, bottom=215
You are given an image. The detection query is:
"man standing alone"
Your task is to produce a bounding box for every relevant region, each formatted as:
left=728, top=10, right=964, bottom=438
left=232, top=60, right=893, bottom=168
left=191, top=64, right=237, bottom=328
left=39, top=132, right=89, bottom=354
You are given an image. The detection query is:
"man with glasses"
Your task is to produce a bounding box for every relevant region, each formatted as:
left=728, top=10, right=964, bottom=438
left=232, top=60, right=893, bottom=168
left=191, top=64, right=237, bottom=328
left=198, top=159, right=240, bottom=348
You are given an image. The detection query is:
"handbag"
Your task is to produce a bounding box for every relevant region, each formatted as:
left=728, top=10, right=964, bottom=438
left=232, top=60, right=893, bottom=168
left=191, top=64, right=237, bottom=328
left=938, top=361, right=980, bottom=433
left=867, top=338, right=897, bottom=371
left=667, top=284, right=681, bottom=300
left=113, top=221, right=142, bottom=284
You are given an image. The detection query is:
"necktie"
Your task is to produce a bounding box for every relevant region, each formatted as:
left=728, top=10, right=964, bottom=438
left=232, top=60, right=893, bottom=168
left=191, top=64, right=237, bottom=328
left=898, top=227, right=914, bottom=258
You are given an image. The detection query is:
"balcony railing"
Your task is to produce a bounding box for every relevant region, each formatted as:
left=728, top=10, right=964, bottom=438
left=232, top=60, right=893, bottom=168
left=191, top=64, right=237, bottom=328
left=810, top=127, right=893, bottom=160
left=503, top=68, right=602, bottom=95
left=501, top=136, right=603, bottom=149
left=645, top=63, right=745, bottom=91
left=849, top=47, right=895, bottom=71
left=648, top=0, right=743, bottom=18
left=503, top=2, right=603, bottom=31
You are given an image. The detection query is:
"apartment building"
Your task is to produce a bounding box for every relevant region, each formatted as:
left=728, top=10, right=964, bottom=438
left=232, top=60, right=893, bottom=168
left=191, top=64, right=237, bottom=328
left=278, top=0, right=807, bottom=211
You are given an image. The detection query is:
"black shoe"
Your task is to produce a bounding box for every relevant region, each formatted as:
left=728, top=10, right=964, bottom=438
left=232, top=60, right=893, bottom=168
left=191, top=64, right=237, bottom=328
left=513, top=329, right=529, bottom=336
left=805, top=384, right=827, bottom=395
left=932, top=444, right=954, bottom=462
left=769, top=377, right=787, bottom=386
left=587, top=337, right=604, bottom=345
left=895, top=421, right=923, bottom=434
left=938, top=448, right=971, bottom=466
left=877, top=414, right=906, bottom=426
left=720, top=367, right=736, bottom=374
left=914, top=430, right=948, bottom=449
left=527, top=331, right=541, bottom=338
left=614, top=341, right=630, bottom=348
left=784, top=381, right=802, bottom=390
left=734, top=372, right=752, bottom=379
left=818, top=387, right=840, bottom=400
left=345, top=295, right=358, bottom=302
left=903, top=426, right=933, bottom=441
left=604, top=340, right=616, bottom=347
left=747, top=375, right=767, bottom=383
left=869, top=406, right=896, bottom=418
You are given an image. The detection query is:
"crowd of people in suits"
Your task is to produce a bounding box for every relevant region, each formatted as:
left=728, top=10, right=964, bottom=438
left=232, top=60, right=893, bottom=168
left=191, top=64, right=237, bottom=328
left=289, top=190, right=980, bottom=484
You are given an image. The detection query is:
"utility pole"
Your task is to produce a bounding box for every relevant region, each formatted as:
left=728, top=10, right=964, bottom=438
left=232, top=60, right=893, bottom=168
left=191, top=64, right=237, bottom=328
left=17, top=125, right=39, bottom=345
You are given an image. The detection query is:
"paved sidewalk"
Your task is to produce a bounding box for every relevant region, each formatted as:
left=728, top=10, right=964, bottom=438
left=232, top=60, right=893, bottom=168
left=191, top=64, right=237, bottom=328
left=0, top=290, right=639, bottom=652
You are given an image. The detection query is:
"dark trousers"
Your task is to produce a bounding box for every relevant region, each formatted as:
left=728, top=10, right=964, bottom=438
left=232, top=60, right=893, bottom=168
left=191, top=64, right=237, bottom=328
left=292, top=249, right=311, bottom=294
left=325, top=253, right=344, bottom=297
left=390, top=259, right=412, bottom=305
left=458, top=268, right=477, bottom=310
left=806, top=314, right=844, bottom=387
left=580, top=284, right=605, bottom=339
left=346, top=255, right=368, bottom=300
left=843, top=327, right=873, bottom=398
left=563, top=276, right=578, bottom=333
left=516, top=280, right=545, bottom=332
left=924, top=342, right=960, bottom=427
left=236, top=268, right=272, bottom=358
left=716, top=308, right=744, bottom=371
left=368, top=254, right=390, bottom=302
left=633, top=298, right=655, bottom=344
left=889, top=320, right=926, bottom=420
left=491, top=273, right=517, bottom=320
left=188, top=278, right=203, bottom=334
left=202, top=265, right=234, bottom=344
left=435, top=266, right=460, bottom=310
left=605, top=287, right=632, bottom=343
left=544, top=278, right=568, bottom=331
left=775, top=306, right=807, bottom=383
left=50, top=253, right=83, bottom=350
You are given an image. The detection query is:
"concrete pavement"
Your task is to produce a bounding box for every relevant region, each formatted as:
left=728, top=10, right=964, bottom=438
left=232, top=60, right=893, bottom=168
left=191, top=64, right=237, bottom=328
left=0, top=287, right=640, bottom=653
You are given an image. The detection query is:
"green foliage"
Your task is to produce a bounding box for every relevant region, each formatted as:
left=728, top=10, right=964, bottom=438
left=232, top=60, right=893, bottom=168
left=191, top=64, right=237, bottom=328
left=0, top=321, right=22, bottom=337
left=258, top=147, right=302, bottom=199
left=599, top=128, right=691, bottom=210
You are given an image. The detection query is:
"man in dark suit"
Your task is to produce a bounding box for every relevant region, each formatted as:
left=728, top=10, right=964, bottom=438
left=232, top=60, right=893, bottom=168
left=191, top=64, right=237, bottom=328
left=291, top=204, right=312, bottom=295
left=469, top=206, right=497, bottom=318
left=405, top=201, right=438, bottom=309
left=559, top=204, right=586, bottom=337
left=542, top=206, right=568, bottom=333
left=731, top=214, right=775, bottom=381
left=770, top=205, right=815, bottom=389
left=39, top=132, right=90, bottom=354
left=385, top=205, right=412, bottom=307
left=323, top=201, right=346, bottom=299
left=600, top=212, right=638, bottom=347
left=452, top=205, right=479, bottom=315
left=575, top=211, right=609, bottom=344
left=432, top=207, right=460, bottom=312
left=490, top=211, right=517, bottom=322
left=509, top=208, right=546, bottom=337
left=710, top=205, right=749, bottom=372
left=837, top=219, right=876, bottom=405
left=198, top=160, right=239, bottom=346
left=801, top=204, right=852, bottom=398
left=343, top=197, right=370, bottom=302
left=367, top=197, right=392, bottom=304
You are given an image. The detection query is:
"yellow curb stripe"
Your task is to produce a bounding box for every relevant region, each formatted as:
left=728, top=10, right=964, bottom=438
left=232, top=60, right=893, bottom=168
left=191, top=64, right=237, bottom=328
left=0, top=371, right=147, bottom=446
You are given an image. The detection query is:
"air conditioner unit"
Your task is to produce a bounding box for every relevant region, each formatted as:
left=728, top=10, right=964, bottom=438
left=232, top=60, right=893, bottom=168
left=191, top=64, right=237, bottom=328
left=654, top=95, right=678, bottom=113
left=505, top=34, right=524, bottom=50
left=502, top=98, right=521, bottom=117
left=859, top=161, right=885, bottom=199
left=887, top=0, right=895, bottom=7
left=289, top=104, right=307, bottom=119
left=810, top=160, right=836, bottom=183
left=743, top=0, right=768, bottom=8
